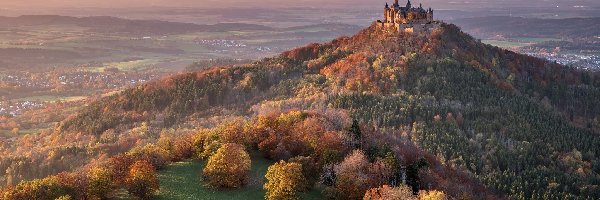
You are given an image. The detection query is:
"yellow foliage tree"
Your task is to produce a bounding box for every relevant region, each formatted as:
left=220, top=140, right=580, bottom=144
left=203, top=143, right=251, bottom=188
left=87, top=167, right=113, bottom=199
left=264, top=160, right=307, bottom=200
left=419, top=190, right=448, bottom=200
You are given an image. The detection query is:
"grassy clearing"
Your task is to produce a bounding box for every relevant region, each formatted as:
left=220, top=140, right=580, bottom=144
left=511, top=37, right=561, bottom=43
left=86, top=59, right=160, bottom=72
left=156, top=152, right=324, bottom=200
left=482, top=40, right=530, bottom=49
left=14, top=95, right=87, bottom=102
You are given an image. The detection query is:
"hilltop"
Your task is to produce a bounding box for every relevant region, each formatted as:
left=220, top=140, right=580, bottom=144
left=2, top=21, right=600, bottom=199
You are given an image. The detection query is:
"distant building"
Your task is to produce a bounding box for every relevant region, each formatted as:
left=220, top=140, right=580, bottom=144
left=377, top=0, right=437, bottom=32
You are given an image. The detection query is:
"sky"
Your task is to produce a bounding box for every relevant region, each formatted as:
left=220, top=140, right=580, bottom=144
left=1, top=0, right=599, bottom=19
left=1, top=0, right=599, bottom=9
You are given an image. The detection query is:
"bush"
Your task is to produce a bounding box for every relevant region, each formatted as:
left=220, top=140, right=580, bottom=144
left=264, top=161, right=307, bottom=200
left=125, top=160, right=159, bottom=199
left=203, top=143, right=251, bottom=188
left=2, top=176, right=72, bottom=200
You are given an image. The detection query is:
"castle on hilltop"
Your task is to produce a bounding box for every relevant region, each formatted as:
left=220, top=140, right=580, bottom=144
left=377, top=0, right=436, bottom=32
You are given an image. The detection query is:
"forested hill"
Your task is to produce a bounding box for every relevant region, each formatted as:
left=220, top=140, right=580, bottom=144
left=4, top=22, right=600, bottom=199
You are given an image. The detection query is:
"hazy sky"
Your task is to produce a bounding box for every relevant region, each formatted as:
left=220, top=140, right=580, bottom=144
left=2, top=0, right=599, bottom=9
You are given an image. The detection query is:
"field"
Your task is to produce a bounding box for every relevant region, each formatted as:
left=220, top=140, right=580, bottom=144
left=482, top=39, right=533, bottom=49
left=14, top=95, right=87, bottom=102
left=156, top=152, right=324, bottom=200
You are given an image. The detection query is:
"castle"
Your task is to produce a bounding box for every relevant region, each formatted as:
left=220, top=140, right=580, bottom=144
left=377, top=0, right=436, bottom=32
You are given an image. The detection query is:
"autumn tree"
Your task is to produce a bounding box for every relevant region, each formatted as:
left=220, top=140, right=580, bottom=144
left=125, top=160, right=159, bottom=199
left=264, top=160, right=307, bottom=200
left=363, top=185, right=416, bottom=200
left=333, top=150, right=371, bottom=200
left=203, top=143, right=251, bottom=188
left=1, top=176, right=72, bottom=200
left=87, top=167, right=113, bottom=199
left=289, top=156, right=318, bottom=188
left=108, top=154, right=135, bottom=185
left=419, top=190, right=448, bottom=200
left=128, top=144, right=170, bottom=169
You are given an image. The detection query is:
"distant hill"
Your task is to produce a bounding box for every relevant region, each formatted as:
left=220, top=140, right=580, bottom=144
left=451, top=16, right=600, bottom=39
left=0, top=15, right=273, bottom=35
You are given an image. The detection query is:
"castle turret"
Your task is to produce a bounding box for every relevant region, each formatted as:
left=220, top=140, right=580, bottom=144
left=427, top=8, right=434, bottom=21
left=406, top=0, right=412, bottom=9
left=394, top=0, right=399, bottom=7
left=384, top=3, right=390, bottom=23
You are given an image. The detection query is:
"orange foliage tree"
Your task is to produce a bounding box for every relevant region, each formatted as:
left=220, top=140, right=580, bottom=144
left=125, top=160, right=159, bottom=199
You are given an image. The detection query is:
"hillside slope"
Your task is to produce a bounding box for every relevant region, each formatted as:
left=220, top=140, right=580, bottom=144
left=3, top=22, right=600, bottom=199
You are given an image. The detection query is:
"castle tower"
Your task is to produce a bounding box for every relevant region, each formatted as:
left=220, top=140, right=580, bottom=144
left=384, top=3, right=390, bottom=23
left=427, top=8, right=434, bottom=21
left=406, top=0, right=412, bottom=9
left=394, top=0, right=399, bottom=7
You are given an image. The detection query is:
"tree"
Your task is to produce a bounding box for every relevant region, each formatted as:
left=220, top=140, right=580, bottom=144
left=128, top=144, right=170, bottom=169
left=364, top=185, right=416, bottom=200
left=349, top=119, right=362, bottom=149
left=108, top=154, right=135, bottom=185
left=333, top=150, right=371, bottom=200
left=203, top=143, right=251, bottom=188
left=87, top=167, right=113, bottom=199
left=264, top=161, right=307, bottom=200
left=125, top=160, right=159, bottom=199
left=289, top=156, right=318, bottom=188
left=418, top=190, right=447, bottom=200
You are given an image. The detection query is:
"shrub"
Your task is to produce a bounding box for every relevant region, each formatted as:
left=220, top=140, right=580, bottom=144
left=2, top=176, right=72, bottom=200
left=203, top=143, right=251, bottom=188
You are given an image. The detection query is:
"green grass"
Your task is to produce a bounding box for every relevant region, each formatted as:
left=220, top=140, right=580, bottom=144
left=511, top=37, right=561, bottom=43
left=14, top=95, right=87, bottom=102
left=482, top=40, right=530, bottom=49
left=156, top=152, right=324, bottom=200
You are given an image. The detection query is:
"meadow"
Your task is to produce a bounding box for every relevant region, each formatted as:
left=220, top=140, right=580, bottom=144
left=156, top=152, right=324, bottom=200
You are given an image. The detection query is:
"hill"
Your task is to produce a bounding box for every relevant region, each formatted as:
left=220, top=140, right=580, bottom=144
left=451, top=16, right=600, bottom=39
left=0, top=15, right=273, bottom=35
left=2, top=22, right=600, bottom=199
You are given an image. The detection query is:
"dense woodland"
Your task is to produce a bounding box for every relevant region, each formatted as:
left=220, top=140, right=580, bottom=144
left=2, top=22, right=600, bottom=199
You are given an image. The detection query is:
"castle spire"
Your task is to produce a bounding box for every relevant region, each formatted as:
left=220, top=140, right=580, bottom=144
left=406, top=0, right=412, bottom=9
